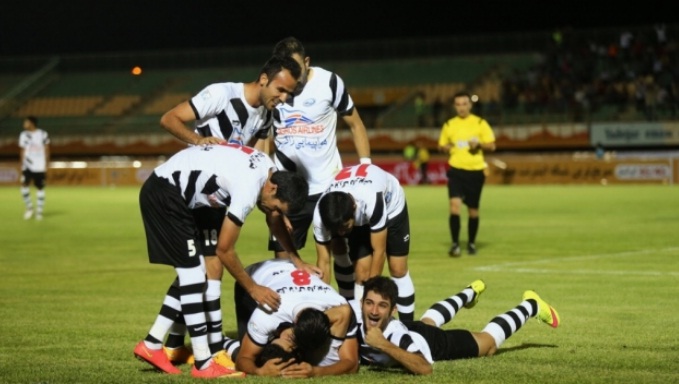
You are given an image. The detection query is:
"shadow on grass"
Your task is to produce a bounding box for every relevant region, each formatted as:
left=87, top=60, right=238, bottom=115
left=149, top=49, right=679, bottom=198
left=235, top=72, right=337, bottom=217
left=496, top=342, right=559, bottom=355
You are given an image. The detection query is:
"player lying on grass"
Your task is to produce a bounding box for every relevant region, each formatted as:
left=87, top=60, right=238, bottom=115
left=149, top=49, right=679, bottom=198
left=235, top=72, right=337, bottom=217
left=352, top=276, right=560, bottom=375
left=231, top=258, right=360, bottom=377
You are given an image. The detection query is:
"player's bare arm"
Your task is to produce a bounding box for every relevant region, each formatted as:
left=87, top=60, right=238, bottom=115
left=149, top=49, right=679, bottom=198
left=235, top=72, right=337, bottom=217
left=369, top=229, right=388, bottom=277
left=364, top=327, right=432, bottom=375
left=324, top=304, right=352, bottom=340
left=342, top=109, right=371, bottom=159
left=314, top=241, right=333, bottom=284
left=266, top=211, right=322, bottom=278
left=216, top=217, right=281, bottom=311
left=235, top=334, right=272, bottom=375
left=160, top=100, right=225, bottom=145
left=312, top=337, right=360, bottom=376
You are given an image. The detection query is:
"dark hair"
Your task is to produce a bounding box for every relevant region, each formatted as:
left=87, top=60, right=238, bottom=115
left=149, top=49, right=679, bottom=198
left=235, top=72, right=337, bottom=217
left=363, top=276, right=398, bottom=308
left=25, top=116, right=38, bottom=126
left=293, top=308, right=331, bottom=355
left=272, top=36, right=305, bottom=58
left=254, top=343, right=300, bottom=367
left=270, top=171, right=308, bottom=214
left=259, top=55, right=302, bottom=84
left=318, top=191, right=355, bottom=235
left=453, top=91, right=472, bottom=101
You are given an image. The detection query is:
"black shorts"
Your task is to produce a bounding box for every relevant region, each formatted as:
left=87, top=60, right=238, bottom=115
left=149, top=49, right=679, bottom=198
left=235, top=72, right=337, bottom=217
left=192, top=206, right=227, bottom=257
left=402, top=321, right=479, bottom=361
left=446, top=167, right=486, bottom=208
left=139, top=173, right=203, bottom=268
left=22, top=169, right=46, bottom=189
left=268, top=193, right=320, bottom=252
left=346, top=204, right=410, bottom=261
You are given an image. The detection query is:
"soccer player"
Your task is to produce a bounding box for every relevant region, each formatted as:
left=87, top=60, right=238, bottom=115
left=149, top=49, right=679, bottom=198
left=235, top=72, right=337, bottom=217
left=19, top=116, right=49, bottom=220
left=353, top=276, right=560, bottom=375
left=438, top=91, right=496, bottom=257
left=312, top=163, right=416, bottom=321
left=155, top=55, right=315, bottom=362
left=267, top=37, right=372, bottom=300
left=134, top=143, right=309, bottom=378
left=231, top=258, right=359, bottom=377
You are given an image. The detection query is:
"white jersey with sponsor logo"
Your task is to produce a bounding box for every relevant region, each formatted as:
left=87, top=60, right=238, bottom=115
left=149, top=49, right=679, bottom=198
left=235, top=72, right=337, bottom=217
left=246, top=259, right=355, bottom=366
left=312, top=164, right=406, bottom=243
left=19, top=129, right=50, bottom=172
left=273, top=66, right=354, bottom=195
left=348, top=299, right=433, bottom=367
left=189, top=82, right=272, bottom=146
left=153, top=143, right=273, bottom=225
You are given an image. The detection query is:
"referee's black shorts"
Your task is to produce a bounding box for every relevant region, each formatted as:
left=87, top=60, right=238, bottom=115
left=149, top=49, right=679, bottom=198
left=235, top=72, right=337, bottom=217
left=446, top=167, right=486, bottom=208
left=403, top=321, right=479, bottom=361
left=139, top=173, right=203, bottom=268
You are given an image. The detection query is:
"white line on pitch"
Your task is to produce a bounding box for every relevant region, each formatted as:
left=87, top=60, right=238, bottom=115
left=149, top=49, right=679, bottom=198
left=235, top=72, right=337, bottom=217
left=472, top=247, right=679, bottom=274
left=473, top=267, right=679, bottom=276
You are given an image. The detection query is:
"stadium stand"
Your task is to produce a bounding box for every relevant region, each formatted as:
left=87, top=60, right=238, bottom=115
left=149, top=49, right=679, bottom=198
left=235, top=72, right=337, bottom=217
left=0, top=23, right=676, bottom=158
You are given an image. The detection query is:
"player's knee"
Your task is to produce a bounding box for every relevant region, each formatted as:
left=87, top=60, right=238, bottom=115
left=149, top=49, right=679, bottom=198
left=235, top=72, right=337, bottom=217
left=388, top=260, right=408, bottom=277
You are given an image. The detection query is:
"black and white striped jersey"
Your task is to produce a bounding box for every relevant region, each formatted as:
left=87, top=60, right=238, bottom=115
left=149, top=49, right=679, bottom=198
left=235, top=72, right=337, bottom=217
left=153, top=143, right=274, bottom=225
left=272, top=67, right=354, bottom=194
left=349, top=299, right=433, bottom=367
left=312, top=164, right=406, bottom=243
left=19, top=129, right=50, bottom=172
left=189, top=82, right=272, bottom=146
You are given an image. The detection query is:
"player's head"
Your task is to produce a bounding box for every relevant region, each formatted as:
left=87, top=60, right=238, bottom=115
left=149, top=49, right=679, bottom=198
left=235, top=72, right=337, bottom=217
left=272, top=36, right=309, bottom=88
left=255, top=343, right=297, bottom=367
left=23, top=116, right=38, bottom=130
left=256, top=323, right=301, bottom=367
left=318, top=191, right=356, bottom=236
left=453, top=91, right=473, bottom=118
left=272, top=170, right=308, bottom=213
left=257, top=55, right=302, bottom=110
left=361, top=276, right=398, bottom=332
left=293, top=307, right=331, bottom=356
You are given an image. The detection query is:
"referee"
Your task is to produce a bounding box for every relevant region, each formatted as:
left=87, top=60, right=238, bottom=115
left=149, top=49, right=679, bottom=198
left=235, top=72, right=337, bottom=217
left=437, top=92, right=496, bottom=257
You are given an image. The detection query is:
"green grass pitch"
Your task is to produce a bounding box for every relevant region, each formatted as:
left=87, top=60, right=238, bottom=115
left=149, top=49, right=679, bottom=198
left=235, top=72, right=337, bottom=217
left=1, top=184, right=677, bottom=383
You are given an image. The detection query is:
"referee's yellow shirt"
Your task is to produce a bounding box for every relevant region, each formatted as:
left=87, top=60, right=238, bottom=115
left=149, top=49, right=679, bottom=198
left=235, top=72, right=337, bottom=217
left=438, top=114, right=495, bottom=170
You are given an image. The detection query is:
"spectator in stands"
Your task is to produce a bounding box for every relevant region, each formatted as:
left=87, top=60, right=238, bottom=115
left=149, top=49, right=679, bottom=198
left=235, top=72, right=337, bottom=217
left=414, top=92, right=427, bottom=127
left=19, top=116, right=49, bottom=221
left=431, top=97, right=444, bottom=127
left=438, top=92, right=496, bottom=257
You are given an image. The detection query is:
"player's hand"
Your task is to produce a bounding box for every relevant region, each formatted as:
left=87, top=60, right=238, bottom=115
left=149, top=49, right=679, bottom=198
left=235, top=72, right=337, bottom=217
left=298, top=260, right=324, bottom=279
left=468, top=138, right=480, bottom=154
left=364, top=326, right=389, bottom=350
left=282, top=215, right=293, bottom=233
left=280, top=361, right=314, bottom=378
left=250, top=284, right=281, bottom=312
left=196, top=136, right=226, bottom=146
left=257, top=357, right=294, bottom=376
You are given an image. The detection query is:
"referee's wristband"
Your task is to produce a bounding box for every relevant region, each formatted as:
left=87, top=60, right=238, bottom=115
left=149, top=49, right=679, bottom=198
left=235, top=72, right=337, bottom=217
left=359, top=157, right=372, bottom=164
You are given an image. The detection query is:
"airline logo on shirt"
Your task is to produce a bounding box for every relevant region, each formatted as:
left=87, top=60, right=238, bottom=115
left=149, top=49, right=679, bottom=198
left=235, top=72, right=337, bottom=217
left=278, top=108, right=323, bottom=135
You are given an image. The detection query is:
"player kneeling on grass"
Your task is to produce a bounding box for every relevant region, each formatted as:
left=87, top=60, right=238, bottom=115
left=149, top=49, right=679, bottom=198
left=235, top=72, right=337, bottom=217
left=352, top=276, right=560, bottom=375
